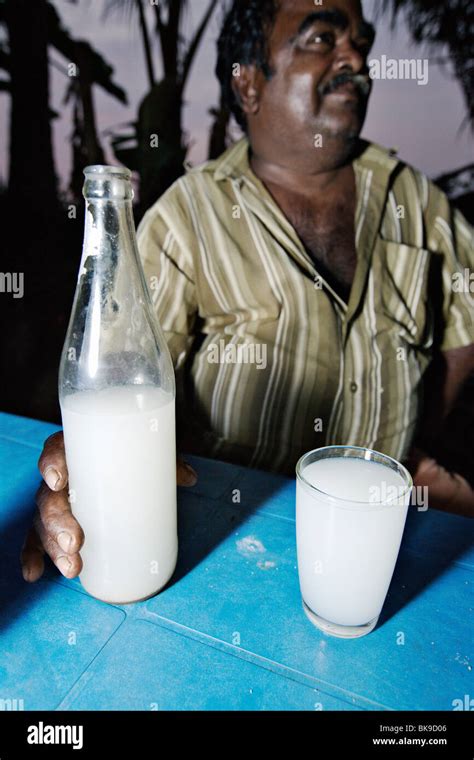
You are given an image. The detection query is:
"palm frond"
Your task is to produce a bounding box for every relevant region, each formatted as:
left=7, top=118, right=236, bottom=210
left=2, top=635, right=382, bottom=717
left=102, top=0, right=137, bottom=23
left=379, top=0, right=474, bottom=129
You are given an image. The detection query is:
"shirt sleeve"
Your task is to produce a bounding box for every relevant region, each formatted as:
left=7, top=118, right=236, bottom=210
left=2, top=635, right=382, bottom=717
left=137, top=199, right=198, bottom=371
left=426, top=186, right=474, bottom=352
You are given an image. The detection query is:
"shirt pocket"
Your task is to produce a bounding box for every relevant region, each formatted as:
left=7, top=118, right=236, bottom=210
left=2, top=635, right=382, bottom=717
left=377, top=240, right=433, bottom=350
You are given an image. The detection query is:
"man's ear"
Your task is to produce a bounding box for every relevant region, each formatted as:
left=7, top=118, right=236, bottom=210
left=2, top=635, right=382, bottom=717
left=231, top=64, right=263, bottom=118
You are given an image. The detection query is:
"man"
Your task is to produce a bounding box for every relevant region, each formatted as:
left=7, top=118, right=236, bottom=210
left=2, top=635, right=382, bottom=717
left=21, top=0, right=473, bottom=583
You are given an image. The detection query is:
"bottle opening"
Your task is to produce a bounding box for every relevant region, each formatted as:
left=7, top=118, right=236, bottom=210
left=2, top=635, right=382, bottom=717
left=83, top=165, right=133, bottom=201
left=84, top=165, right=132, bottom=180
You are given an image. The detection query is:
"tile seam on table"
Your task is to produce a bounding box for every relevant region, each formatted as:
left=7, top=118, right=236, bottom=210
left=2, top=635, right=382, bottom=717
left=0, top=433, right=51, bottom=451
left=42, top=594, right=376, bottom=711
left=136, top=612, right=382, bottom=710
left=26, top=543, right=466, bottom=711
left=41, top=575, right=131, bottom=610
left=230, top=504, right=296, bottom=525
left=52, top=609, right=130, bottom=711
left=39, top=576, right=394, bottom=711
left=135, top=610, right=390, bottom=711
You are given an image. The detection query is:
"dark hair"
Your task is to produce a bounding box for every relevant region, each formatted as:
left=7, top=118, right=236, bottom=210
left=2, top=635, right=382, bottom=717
left=216, top=0, right=279, bottom=131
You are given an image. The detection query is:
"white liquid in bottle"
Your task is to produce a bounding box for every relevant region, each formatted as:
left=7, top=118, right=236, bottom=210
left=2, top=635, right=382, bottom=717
left=61, top=385, right=177, bottom=604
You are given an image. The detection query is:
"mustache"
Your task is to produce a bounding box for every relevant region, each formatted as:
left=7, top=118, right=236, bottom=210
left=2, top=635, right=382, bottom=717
left=319, top=72, right=371, bottom=98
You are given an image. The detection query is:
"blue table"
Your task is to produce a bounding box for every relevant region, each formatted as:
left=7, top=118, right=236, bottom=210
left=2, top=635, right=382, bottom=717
left=0, top=412, right=472, bottom=711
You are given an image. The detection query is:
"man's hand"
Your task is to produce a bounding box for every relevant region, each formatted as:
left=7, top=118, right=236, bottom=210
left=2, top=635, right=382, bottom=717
left=20, top=431, right=198, bottom=583
left=408, top=448, right=473, bottom=518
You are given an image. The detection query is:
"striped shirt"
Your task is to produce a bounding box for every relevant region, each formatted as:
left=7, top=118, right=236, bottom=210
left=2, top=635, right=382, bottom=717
left=137, top=138, right=474, bottom=475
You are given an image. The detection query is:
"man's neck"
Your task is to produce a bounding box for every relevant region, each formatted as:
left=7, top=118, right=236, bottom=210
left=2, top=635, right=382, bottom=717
left=249, top=138, right=364, bottom=198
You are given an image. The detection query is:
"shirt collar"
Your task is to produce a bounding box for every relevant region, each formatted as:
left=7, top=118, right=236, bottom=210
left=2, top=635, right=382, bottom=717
left=210, top=136, right=400, bottom=185
left=207, top=137, right=402, bottom=332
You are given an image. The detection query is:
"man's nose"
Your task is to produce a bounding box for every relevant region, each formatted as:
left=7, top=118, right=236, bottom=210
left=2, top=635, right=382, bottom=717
left=334, top=40, right=366, bottom=75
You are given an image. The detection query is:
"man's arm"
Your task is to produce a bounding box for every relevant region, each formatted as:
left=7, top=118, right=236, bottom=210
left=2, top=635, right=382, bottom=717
left=404, top=177, right=474, bottom=518
left=409, top=344, right=474, bottom=517
left=440, top=344, right=474, bottom=419
left=419, top=343, right=474, bottom=445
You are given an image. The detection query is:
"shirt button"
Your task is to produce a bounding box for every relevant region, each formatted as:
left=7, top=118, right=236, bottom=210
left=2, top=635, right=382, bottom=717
left=350, top=382, right=358, bottom=393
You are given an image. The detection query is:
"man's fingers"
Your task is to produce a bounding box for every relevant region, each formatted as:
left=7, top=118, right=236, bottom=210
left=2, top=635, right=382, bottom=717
left=36, top=482, right=85, bottom=555
left=33, top=508, right=83, bottom=579
left=38, top=431, right=68, bottom=492
left=29, top=438, right=195, bottom=582
left=411, top=451, right=474, bottom=518
left=177, top=457, right=198, bottom=487
left=21, top=525, right=45, bottom=582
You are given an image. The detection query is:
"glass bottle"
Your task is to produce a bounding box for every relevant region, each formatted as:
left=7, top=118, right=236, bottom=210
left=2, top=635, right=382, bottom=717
left=59, top=166, right=177, bottom=604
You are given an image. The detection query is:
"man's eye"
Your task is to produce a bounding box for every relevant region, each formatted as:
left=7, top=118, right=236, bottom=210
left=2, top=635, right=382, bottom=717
left=308, top=32, right=334, bottom=47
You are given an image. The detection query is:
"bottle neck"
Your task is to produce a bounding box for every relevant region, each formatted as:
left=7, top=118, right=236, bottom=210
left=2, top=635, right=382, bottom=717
left=80, top=198, right=135, bottom=274
left=59, top=171, right=175, bottom=399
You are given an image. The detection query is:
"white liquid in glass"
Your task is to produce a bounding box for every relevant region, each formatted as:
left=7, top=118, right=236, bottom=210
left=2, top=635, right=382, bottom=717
left=61, top=385, right=177, bottom=603
left=296, top=457, right=410, bottom=627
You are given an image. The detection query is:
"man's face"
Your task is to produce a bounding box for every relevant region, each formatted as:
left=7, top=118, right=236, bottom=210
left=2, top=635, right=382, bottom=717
left=247, top=0, right=375, bottom=149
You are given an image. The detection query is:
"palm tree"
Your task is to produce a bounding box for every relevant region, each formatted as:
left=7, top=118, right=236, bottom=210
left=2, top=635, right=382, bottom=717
left=47, top=1, right=127, bottom=201
left=0, top=30, right=9, bottom=95
left=0, top=0, right=130, bottom=424
left=104, top=0, right=156, bottom=89
left=2, top=0, right=58, bottom=216
left=106, top=0, right=220, bottom=214
left=0, top=0, right=128, bottom=209
left=379, top=0, right=474, bottom=129
left=379, top=0, right=474, bottom=221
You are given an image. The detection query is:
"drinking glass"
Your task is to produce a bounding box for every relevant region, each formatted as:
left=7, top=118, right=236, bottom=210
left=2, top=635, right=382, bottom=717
left=296, top=446, right=412, bottom=638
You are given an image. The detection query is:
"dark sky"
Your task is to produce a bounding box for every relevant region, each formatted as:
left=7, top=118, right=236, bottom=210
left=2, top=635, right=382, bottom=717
left=0, top=0, right=472, bottom=189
